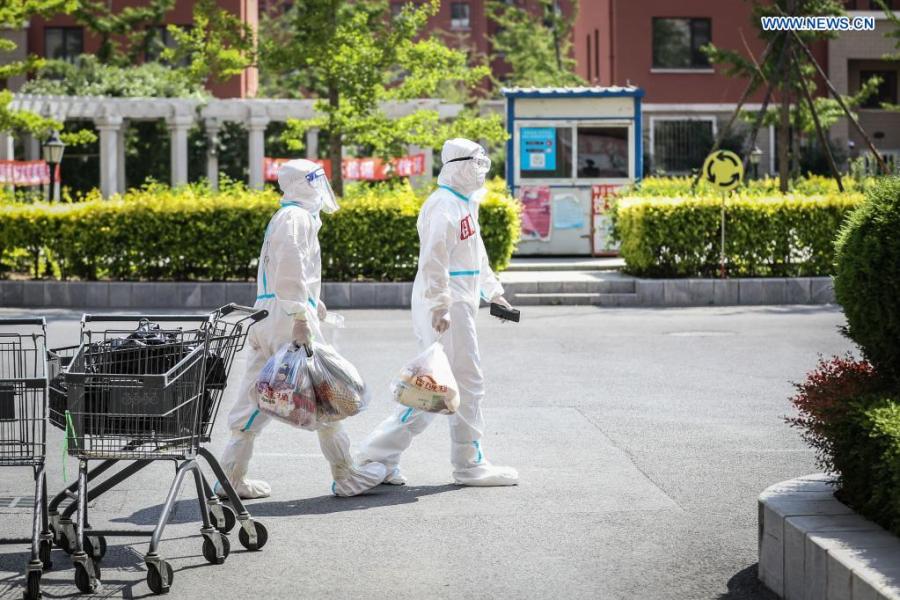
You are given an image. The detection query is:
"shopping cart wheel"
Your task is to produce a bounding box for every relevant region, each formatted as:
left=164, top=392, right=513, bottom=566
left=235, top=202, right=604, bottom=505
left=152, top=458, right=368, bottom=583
left=39, top=539, right=53, bottom=570
left=209, top=505, right=236, bottom=534
left=24, top=570, right=41, bottom=600
left=146, top=561, right=173, bottom=595
left=74, top=560, right=100, bottom=594
left=202, top=532, right=230, bottom=565
left=238, top=520, right=268, bottom=551
left=83, top=535, right=107, bottom=562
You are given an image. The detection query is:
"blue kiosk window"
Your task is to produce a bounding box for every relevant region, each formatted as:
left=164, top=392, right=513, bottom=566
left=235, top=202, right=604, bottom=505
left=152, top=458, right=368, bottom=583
left=520, top=127, right=572, bottom=179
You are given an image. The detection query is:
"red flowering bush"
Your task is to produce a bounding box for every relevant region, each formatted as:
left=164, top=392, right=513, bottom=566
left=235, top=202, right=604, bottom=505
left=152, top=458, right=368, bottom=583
left=789, top=355, right=900, bottom=535
left=788, top=355, right=880, bottom=473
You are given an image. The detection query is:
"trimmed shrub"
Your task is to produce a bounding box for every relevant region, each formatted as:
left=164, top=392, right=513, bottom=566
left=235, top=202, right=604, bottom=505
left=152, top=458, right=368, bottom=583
left=0, top=178, right=521, bottom=282
left=834, top=176, right=900, bottom=383
left=628, top=175, right=876, bottom=198
left=613, top=193, right=863, bottom=277
left=788, top=356, right=900, bottom=536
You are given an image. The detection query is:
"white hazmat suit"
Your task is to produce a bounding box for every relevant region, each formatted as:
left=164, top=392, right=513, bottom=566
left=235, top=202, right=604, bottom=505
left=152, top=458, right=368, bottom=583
left=219, top=159, right=387, bottom=499
left=359, top=139, right=519, bottom=487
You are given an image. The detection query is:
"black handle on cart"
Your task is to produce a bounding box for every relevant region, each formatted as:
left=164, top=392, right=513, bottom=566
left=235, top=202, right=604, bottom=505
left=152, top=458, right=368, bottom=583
left=82, top=314, right=211, bottom=323
left=0, top=317, right=47, bottom=326
left=217, top=303, right=268, bottom=322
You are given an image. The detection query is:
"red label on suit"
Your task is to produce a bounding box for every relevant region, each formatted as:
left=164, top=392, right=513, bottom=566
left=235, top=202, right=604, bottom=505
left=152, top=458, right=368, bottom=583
left=460, top=215, right=475, bottom=240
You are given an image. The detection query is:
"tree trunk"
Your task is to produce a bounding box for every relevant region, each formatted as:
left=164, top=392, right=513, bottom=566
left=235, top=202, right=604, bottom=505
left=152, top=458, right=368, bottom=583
left=778, top=72, right=791, bottom=192
left=328, top=83, right=343, bottom=197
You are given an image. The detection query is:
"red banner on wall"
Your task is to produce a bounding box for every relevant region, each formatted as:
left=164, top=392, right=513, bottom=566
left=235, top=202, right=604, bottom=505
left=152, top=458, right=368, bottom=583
left=264, top=154, right=426, bottom=183
left=0, top=160, right=59, bottom=186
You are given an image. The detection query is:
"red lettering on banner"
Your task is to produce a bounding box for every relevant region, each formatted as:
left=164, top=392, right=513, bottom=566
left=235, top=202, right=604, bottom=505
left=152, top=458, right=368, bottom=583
left=0, top=161, right=56, bottom=186
left=264, top=154, right=426, bottom=183
left=460, top=215, right=475, bottom=240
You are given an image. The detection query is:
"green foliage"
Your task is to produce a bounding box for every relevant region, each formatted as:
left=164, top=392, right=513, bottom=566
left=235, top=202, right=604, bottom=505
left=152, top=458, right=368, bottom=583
left=71, top=0, right=175, bottom=64
left=163, top=0, right=256, bottom=88
left=613, top=190, right=863, bottom=277
left=0, top=179, right=520, bottom=282
left=486, top=0, right=585, bottom=87
left=21, top=56, right=206, bottom=98
left=626, top=175, right=876, bottom=197
left=262, top=0, right=505, bottom=193
left=834, top=177, right=900, bottom=382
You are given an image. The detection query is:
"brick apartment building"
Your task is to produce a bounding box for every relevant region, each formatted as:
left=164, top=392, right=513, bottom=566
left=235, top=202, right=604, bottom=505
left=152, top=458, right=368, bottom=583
left=2, top=0, right=259, bottom=99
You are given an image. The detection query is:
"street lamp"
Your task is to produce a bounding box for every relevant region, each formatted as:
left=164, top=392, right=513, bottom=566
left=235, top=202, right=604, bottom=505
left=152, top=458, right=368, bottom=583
left=749, top=145, right=763, bottom=179
left=42, top=130, right=66, bottom=202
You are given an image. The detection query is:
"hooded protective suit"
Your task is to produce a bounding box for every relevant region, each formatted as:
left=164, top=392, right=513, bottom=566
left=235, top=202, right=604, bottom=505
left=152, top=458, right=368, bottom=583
left=219, top=159, right=386, bottom=498
left=358, top=139, right=519, bottom=487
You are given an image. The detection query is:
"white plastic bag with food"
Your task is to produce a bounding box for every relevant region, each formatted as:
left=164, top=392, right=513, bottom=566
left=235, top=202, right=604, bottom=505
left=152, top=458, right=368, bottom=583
left=390, top=342, right=459, bottom=414
left=255, top=343, right=317, bottom=430
left=306, top=342, right=370, bottom=422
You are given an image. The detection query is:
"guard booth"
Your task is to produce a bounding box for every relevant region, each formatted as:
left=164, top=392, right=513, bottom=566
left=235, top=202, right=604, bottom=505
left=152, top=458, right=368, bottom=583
left=503, top=87, right=644, bottom=256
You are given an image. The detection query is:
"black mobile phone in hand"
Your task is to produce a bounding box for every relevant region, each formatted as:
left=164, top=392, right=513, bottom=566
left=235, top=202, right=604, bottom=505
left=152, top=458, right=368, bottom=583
left=490, top=302, right=521, bottom=323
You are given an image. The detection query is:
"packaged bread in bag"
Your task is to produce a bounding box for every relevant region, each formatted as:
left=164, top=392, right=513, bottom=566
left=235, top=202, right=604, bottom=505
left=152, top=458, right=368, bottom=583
left=390, top=342, right=459, bottom=414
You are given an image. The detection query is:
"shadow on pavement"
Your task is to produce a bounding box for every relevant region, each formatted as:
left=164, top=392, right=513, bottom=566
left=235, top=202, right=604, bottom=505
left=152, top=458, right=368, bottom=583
left=244, top=483, right=462, bottom=516
left=717, top=563, right=778, bottom=600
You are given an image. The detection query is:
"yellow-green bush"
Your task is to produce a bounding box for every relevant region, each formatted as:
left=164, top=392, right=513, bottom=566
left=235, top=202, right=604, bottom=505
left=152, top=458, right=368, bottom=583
left=613, top=192, right=863, bottom=277
left=627, top=175, right=876, bottom=198
left=0, top=178, right=521, bottom=281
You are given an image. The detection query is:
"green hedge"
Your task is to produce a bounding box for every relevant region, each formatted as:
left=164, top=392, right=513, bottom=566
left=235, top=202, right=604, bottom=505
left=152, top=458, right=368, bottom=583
left=627, top=175, right=877, bottom=198
left=0, top=179, right=521, bottom=282
left=613, top=193, right=863, bottom=277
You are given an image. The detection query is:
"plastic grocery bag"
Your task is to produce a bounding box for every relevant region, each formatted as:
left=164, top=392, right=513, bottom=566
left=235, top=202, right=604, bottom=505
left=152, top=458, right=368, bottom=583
left=256, top=343, right=317, bottom=430
left=390, top=342, right=459, bottom=414
left=306, top=342, right=370, bottom=422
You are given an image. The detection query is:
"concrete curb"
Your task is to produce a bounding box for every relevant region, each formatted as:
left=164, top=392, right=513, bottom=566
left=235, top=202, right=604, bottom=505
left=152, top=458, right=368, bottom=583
left=759, top=474, right=900, bottom=600
left=0, top=277, right=836, bottom=309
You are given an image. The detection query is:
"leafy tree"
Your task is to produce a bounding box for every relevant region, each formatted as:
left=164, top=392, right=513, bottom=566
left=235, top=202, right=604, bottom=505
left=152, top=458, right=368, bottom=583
left=0, top=0, right=94, bottom=144
left=486, top=0, right=585, bottom=87
left=261, top=0, right=506, bottom=195
left=163, top=0, right=256, bottom=89
left=703, top=0, right=870, bottom=189
left=873, top=0, right=900, bottom=111
left=71, top=0, right=174, bottom=65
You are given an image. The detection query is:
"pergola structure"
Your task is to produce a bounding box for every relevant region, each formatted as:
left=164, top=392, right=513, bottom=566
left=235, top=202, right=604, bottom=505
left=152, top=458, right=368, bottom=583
left=1, top=95, right=493, bottom=197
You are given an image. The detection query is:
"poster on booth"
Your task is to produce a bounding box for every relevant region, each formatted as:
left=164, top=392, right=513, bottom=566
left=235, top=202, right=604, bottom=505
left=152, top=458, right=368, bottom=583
left=520, top=128, right=556, bottom=171
left=518, top=186, right=552, bottom=242
left=591, top=184, right=623, bottom=255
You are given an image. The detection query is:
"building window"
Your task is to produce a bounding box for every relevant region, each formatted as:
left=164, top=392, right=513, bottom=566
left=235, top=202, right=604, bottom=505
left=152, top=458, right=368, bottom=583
left=578, top=127, right=629, bottom=178
left=860, top=70, right=899, bottom=109
left=843, top=0, right=857, bottom=8
left=44, top=27, right=84, bottom=63
left=652, top=17, right=711, bottom=70
left=451, top=2, right=470, bottom=30
left=652, top=119, right=716, bottom=175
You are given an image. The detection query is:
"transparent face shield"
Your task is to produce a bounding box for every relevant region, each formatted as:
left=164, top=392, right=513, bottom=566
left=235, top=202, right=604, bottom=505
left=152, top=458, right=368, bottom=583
left=306, top=167, right=339, bottom=213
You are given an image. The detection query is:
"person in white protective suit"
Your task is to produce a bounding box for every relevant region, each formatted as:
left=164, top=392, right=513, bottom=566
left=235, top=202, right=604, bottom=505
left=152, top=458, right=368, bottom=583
left=358, top=138, right=519, bottom=487
left=217, top=159, right=387, bottom=499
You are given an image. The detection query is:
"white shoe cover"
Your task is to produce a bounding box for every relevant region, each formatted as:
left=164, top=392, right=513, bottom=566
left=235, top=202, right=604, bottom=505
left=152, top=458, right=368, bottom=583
left=332, top=462, right=388, bottom=497
left=216, top=478, right=272, bottom=500
left=453, top=463, right=519, bottom=487
left=383, top=466, right=408, bottom=486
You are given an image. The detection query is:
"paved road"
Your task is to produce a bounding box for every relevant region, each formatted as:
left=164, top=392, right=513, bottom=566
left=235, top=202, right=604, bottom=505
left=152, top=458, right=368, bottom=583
left=0, top=305, right=852, bottom=599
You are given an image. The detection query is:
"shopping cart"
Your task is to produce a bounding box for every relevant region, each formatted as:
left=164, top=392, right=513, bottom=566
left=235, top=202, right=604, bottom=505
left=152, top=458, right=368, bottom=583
left=0, top=318, right=53, bottom=600
left=46, top=304, right=267, bottom=594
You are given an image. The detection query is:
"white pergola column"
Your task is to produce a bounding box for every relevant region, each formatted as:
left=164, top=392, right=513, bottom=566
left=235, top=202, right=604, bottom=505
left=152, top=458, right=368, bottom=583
left=95, top=115, right=123, bottom=199
left=0, top=132, right=14, bottom=160
left=168, top=115, right=193, bottom=187
left=305, top=128, right=319, bottom=159
left=247, top=115, right=269, bottom=190
left=205, top=119, right=221, bottom=191
left=116, top=123, right=126, bottom=193
left=24, top=133, right=39, bottom=161
left=408, top=144, right=434, bottom=189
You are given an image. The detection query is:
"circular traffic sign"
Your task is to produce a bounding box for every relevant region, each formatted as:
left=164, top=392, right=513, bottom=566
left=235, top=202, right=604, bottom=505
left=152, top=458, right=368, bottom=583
left=702, top=150, right=744, bottom=192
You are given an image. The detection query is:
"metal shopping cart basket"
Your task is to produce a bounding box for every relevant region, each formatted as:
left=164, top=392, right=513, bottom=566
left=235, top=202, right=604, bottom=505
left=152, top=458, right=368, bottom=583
left=0, top=318, right=54, bottom=600
left=47, top=304, right=266, bottom=595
